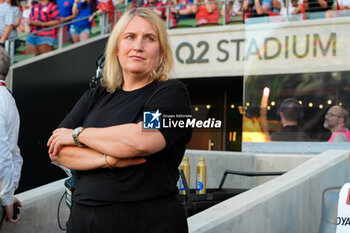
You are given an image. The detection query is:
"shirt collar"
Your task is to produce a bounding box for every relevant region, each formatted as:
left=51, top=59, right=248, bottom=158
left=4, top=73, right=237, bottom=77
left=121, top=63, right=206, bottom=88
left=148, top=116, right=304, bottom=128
left=0, top=80, right=7, bottom=87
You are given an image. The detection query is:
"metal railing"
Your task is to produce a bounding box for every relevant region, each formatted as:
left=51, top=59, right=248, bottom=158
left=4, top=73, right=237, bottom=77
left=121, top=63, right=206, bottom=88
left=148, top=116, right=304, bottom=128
left=5, top=5, right=128, bottom=64
left=5, top=1, right=350, bottom=63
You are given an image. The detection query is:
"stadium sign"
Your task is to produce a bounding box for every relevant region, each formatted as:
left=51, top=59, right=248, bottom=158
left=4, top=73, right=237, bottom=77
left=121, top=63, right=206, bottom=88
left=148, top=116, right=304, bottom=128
left=169, top=18, right=350, bottom=78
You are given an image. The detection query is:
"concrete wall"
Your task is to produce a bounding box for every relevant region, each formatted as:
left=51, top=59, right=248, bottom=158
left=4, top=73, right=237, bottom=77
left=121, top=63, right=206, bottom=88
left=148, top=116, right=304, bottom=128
left=184, top=150, right=313, bottom=189
left=1, top=150, right=315, bottom=233
left=2, top=179, right=69, bottom=233
left=188, top=150, right=350, bottom=233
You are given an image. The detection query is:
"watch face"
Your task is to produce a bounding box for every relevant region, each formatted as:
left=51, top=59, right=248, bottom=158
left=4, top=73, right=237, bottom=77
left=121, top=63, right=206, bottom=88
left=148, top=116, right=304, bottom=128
left=73, top=127, right=84, bottom=146
left=74, top=127, right=82, bottom=135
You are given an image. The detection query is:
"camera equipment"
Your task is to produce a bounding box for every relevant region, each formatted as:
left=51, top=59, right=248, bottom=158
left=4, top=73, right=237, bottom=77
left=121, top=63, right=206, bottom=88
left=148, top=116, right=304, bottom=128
left=90, top=54, right=105, bottom=89
left=12, top=203, right=20, bottom=220
left=56, top=177, right=74, bottom=231
left=64, top=177, right=75, bottom=209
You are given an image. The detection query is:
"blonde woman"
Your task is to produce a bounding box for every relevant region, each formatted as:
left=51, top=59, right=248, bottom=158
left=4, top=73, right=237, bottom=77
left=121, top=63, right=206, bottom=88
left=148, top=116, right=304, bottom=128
left=48, top=8, right=192, bottom=233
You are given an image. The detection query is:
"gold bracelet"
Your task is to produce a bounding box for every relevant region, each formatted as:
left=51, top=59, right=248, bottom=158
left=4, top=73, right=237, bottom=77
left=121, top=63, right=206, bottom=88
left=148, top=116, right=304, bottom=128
left=104, top=154, right=112, bottom=169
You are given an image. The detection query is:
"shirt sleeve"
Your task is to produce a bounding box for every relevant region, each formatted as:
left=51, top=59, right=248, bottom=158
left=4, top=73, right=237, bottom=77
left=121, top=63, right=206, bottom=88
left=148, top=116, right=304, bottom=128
left=50, top=4, right=60, bottom=21
left=144, top=80, right=192, bottom=149
left=262, top=0, right=273, bottom=9
left=157, top=2, right=165, bottom=14
left=0, top=98, right=15, bottom=206
left=15, top=7, right=21, bottom=19
left=58, top=89, right=93, bottom=129
left=30, top=5, right=35, bottom=21
left=5, top=7, right=14, bottom=26
left=12, top=145, right=23, bottom=190
left=332, top=133, right=349, bottom=142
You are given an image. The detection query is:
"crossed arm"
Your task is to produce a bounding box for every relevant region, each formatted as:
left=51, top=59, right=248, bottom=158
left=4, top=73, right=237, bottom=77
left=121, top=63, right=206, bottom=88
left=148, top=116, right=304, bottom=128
left=47, top=122, right=166, bottom=170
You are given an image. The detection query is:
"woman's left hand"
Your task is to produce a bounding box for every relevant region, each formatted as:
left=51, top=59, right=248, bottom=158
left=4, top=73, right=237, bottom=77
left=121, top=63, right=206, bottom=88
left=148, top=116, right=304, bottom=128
left=47, top=128, right=75, bottom=156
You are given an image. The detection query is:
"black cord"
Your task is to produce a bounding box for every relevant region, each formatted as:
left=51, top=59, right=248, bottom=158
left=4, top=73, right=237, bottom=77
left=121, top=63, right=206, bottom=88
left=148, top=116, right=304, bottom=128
left=57, top=192, right=67, bottom=231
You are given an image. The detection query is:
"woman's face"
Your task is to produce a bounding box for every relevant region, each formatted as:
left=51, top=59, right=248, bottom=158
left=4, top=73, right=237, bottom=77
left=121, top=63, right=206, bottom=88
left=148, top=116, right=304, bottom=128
left=118, top=16, right=161, bottom=79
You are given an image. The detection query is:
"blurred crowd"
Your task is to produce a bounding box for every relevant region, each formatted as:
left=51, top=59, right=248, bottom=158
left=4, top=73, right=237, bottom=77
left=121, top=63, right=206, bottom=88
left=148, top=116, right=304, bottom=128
left=0, top=0, right=349, bottom=56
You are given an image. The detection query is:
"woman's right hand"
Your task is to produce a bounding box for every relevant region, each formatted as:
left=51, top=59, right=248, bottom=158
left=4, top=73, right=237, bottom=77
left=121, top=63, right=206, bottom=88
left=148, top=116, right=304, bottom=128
left=47, top=128, right=75, bottom=156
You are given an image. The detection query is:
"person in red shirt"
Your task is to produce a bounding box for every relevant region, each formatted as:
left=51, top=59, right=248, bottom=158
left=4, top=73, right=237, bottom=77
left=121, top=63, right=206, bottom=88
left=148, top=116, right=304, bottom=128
left=96, top=0, right=115, bottom=30
left=25, top=0, right=60, bottom=55
left=191, top=0, right=219, bottom=25
left=144, top=0, right=165, bottom=18
left=144, top=0, right=177, bottom=27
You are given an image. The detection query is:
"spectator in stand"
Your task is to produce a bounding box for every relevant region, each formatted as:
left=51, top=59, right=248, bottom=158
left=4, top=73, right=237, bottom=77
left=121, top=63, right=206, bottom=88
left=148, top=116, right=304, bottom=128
left=96, top=0, right=115, bottom=30
left=325, top=0, right=350, bottom=17
left=57, top=0, right=75, bottom=43
left=270, top=98, right=310, bottom=141
left=144, top=0, right=177, bottom=27
left=221, top=0, right=243, bottom=21
left=243, top=0, right=273, bottom=18
left=0, top=0, right=13, bottom=48
left=323, top=105, right=350, bottom=142
left=25, top=0, right=60, bottom=55
left=0, top=47, right=23, bottom=228
left=272, top=0, right=302, bottom=16
left=130, top=0, right=144, bottom=7
left=144, top=0, right=165, bottom=18
left=221, top=0, right=243, bottom=23
left=6, top=0, right=21, bottom=49
left=304, top=0, right=333, bottom=18
left=70, top=0, right=97, bottom=43
left=171, top=0, right=194, bottom=22
left=18, top=0, right=31, bottom=33
left=191, top=0, right=219, bottom=25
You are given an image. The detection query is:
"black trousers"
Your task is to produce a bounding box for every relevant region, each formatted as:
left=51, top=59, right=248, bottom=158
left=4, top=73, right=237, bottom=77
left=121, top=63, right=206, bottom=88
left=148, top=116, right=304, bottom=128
left=67, top=195, right=188, bottom=233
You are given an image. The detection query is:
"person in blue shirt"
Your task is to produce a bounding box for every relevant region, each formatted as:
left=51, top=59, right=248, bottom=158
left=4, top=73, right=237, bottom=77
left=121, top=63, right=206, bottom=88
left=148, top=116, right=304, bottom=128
left=57, top=0, right=76, bottom=42
left=57, top=0, right=75, bottom=43
left=243, top=0, right=273, bottom=17
left=70, top=0, right=97, bottom=43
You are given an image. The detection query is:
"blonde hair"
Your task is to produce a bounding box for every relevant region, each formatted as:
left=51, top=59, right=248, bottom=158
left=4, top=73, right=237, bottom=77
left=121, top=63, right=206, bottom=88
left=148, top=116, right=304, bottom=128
left=102, top=8, right=174, bottom=93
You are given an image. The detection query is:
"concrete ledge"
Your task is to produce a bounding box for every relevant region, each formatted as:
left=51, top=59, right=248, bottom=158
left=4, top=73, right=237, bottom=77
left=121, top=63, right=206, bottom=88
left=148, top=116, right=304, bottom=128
left=0, top=150, right=324, bottom=233
left=242, top=142, right=350, bottom=154
left=188, top=150, right=350, bottom=233
left=2, top=179, right=69, bottom=233
left=185, top=150, right=313, bottom=189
